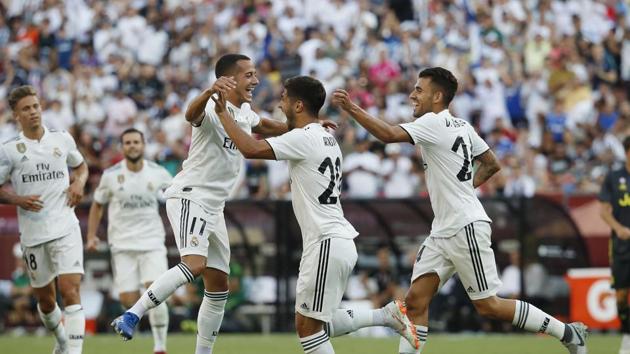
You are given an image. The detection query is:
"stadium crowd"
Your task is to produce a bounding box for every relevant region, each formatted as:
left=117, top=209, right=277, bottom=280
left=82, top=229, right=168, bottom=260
left=0, top=0, right=629, bottom=200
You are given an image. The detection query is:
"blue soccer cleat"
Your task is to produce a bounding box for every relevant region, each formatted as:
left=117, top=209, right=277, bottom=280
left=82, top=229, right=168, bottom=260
left=111, top=312, right=139, bottom=341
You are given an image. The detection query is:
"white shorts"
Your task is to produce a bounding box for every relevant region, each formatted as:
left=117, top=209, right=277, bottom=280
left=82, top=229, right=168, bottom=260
left=22, top=224, right=84, bottom=288
left=165, top=198, right=230, bottom=274
left=411, top=221, right=502, bottom=300
left=111, top=248, right=168, bottom=294
left=295, top=238, right=357, bottom=322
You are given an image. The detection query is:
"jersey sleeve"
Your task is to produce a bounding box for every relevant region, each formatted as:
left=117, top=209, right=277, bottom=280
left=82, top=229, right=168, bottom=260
left=93, top=173, right=111, bottom=204
left=63, top=131, right=84, bottom=168
left=468, top=124, right=490, bottom=157
left=249, top=111, right=261, bottom=128
left=156, top=165, right=173, bottom=190
left=398, top=113, right=441, bottom=145
left=0, top=146, right=13, bottom=185
left=265, top=129, right=310, bottom=161
left=599, top=171, right=613, bottom=203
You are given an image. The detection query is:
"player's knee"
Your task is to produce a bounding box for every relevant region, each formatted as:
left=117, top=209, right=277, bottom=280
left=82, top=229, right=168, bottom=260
left=295, top=314, right=323, bottom=338
left=37, top=295, right=57, bottom=313
left=58, top=281, right=81, bottom=304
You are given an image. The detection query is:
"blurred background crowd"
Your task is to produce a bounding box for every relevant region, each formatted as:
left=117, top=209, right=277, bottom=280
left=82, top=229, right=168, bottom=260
left=0, top=0, right=629, bottom=199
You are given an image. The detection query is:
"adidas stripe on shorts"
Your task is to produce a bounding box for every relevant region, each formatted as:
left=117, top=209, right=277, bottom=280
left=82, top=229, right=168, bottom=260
left=295, top=237, right=357, bottom=322
left=165, top=198, right=230, bottom=275
left=411, top=221, right=502, bottom=300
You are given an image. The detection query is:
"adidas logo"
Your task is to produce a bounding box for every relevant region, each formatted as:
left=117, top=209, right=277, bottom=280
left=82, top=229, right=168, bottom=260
left=21, top=155, right=28, bottom=162
left=74, top=260, right=81, bottom=267
left=148, top=290, right=161, bottom=306
left=300, top=303, right=309, bottom=310
left=346, top=309, right=354, bottom=318
left=467, top=286, right=475, bottom=293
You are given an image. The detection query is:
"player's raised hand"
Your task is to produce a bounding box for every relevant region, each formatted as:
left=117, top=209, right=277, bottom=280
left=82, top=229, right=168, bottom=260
left=211, top=91, right=228, bottom=115
left=319, top=119, right=338, bottom=130
left=208, top=76, right=237, bottom=96
left=332, top=89, right=355, bottom=111
left=17, top=195, right=43, bottom=212
left=66, top=182, right=84, bottom=207
left=85, top=234, right=100, bottom=252
left=616, top=226, right=630, bottom=240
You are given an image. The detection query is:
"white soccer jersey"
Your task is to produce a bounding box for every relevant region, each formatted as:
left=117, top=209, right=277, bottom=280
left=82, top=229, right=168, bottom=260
left=93, top=160, right=173, bottom=252
left=165, top=100, right=260, bottom=212
left=399, top=109, right=491, bottom=238
left=0, top=127, right=84, bottom=247
left=266, top=123, right=358, bottom=249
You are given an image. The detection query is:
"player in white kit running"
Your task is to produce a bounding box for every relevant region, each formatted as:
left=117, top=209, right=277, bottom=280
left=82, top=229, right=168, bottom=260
left=210, top=75, right=418, bottom=354
left=111, top=54, right=334, bottom=354
left=0, top=85, right=88, bottom=354
left=333, top=67, right=588, bottom=354
left=86, top=128, right=172, bottom=354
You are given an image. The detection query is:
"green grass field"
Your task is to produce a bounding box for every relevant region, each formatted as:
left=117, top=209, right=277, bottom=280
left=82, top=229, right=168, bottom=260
left=0, top=333, right=621, bottom=354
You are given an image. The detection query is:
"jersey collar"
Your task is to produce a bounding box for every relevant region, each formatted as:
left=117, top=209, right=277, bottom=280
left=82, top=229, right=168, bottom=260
left=19, top=125, right=48, bottom=143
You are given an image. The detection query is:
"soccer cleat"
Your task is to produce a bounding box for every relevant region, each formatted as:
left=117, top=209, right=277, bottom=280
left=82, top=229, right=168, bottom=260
left=383, top=300, right=419, bottom=349
left=562, top=322, right=588, bottom=354
left=111, top=312, right=140, bottom=340
left=620, top=334, right=630, bottom=354
left=52, top=340, right=68, bottom=354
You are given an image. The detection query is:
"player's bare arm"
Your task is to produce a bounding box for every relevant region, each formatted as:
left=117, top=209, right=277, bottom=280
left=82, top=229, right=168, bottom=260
left=212, top=92, right=276, bottom=160
left=86, top=201, right=105, bottom=251
left=253, top=117, right=338, bottom=137
left=0, top=184, right=43, bottom=211
left=472, top=149, right=501, bottom=188
left=185, top=76, right=237, bottom=126
left=67, top=162, right=88, bottom=207
left=332, top=89, right=411, bottom=143
left=600, top=201, right=630, bottom=240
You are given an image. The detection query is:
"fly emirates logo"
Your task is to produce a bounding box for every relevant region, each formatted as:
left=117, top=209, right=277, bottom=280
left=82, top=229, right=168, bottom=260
left=22, top=163, right=65, bottom=183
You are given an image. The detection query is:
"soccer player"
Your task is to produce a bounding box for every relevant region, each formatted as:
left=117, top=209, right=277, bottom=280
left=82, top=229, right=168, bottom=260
left=332, top=67, right=588, bottom=354
left=0, top=85, right=88, bottom=354
left=210, top=75, right=418, bottom=354
left=599, top=136, right=630, bottom=354
left=111, top=54, right=334, bottom=354
left=86, top=128, right=172, bottom=354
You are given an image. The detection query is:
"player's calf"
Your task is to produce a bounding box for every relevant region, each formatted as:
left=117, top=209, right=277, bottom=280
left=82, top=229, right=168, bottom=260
left=296, top=314, right=334, bottom=354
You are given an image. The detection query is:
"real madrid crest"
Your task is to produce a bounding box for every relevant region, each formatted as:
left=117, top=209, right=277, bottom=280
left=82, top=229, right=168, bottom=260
left=117, top=174, right=125, bottom=184
left=191, top=236, right=199, bottom=247
left=16, top=143, right=26, bottom=153
left=53, top=147, right=62, bottom=158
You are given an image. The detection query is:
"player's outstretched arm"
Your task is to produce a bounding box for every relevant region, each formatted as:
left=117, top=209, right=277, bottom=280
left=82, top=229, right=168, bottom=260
left=472, top=149, right=501, bottom=188
left=332, top=89, right=411, bottom=144
left=212, top=92, right=275, bottom=160
left=86, top=202, right=105, bottom=251
left=253, top=118, right=337, bottom=137
left=185, top=77, right=237, bottom=126
left=600, top=202, right=630, bottom=240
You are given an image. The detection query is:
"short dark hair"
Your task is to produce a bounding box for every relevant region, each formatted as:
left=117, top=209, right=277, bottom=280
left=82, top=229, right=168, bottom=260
left=418, top=67, right=458, bottom=106
left=120, top=128, right=144, bottom=143
left=283, top=76, right=326, bottom=117
left=8, top=85, right=38, bottom=111
left=624, top=136, right=630, bottom=153
left=215, top=54, right=251, bottom=78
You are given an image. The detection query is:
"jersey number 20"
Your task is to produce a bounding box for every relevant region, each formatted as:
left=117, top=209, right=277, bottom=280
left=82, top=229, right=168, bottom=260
left=318, top=157, right=341, bottom=204
left=451, top=136, right=472, bottom=181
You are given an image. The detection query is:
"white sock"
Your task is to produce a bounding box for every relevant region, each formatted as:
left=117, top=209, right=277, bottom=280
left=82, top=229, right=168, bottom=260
left=512, top=300, right=566, bottom=341
left=325, top=308, right=381, bottom=337
left=195, top=290, right=228, bottom=354
left=149, top=302, right=169, bottom=352
left=38, top=303, right=67, bottom=347
left=64, top=304, right=85, bottom=354
left=129, top=263, right=194, bottom=318
left=300, top=330, right=334, bottom=353
left=399, top=325, right=428, bottom=354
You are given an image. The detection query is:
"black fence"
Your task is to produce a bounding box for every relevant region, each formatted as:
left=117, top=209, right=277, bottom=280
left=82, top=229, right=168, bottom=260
left=81, top=196, right=588, bottom=332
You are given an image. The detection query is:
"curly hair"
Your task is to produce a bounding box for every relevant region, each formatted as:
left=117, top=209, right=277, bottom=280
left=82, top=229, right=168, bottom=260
left=418, top=67, right=458, bottom=106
